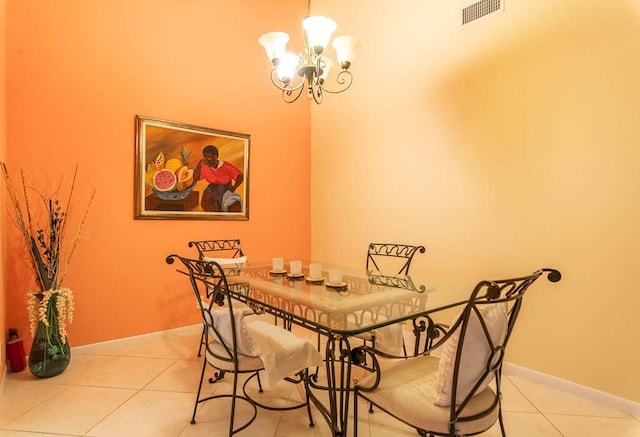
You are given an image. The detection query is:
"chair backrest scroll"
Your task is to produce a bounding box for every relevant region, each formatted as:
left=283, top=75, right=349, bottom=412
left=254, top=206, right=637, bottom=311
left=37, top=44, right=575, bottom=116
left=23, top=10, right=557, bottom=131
left=366, top=243, right=426, bottom=276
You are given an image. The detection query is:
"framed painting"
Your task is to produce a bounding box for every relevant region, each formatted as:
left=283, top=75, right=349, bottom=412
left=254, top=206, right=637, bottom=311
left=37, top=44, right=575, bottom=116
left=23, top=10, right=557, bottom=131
left=134, top=115, right=249, bottom=220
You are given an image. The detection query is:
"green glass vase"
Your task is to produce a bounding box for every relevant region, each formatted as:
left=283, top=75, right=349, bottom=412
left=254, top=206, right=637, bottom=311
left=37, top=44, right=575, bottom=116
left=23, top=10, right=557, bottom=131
left=28, top=295, right=71, bottom=378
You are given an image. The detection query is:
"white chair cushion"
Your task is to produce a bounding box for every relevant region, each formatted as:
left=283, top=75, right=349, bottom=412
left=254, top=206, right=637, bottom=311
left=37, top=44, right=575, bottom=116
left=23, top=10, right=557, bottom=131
left=435, top=302, right=508, bottom=406
left=209, top=308, right=260, bottom=357
left=357, top=355, right=499, bottom=435
left=246, top=321, right=324, bottom=390
left=205, top=341, right=264, bottom=372
left=202, top=255, right=247, bottom=265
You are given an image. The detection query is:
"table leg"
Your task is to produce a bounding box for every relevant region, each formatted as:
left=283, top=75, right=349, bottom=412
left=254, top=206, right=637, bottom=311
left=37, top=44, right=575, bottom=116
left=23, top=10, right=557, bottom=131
left=306, top=333, right=353, bottom=436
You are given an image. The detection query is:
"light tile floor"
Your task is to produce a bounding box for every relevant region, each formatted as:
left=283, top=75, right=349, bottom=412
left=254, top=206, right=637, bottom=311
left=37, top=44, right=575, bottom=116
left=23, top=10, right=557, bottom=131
left=1, top=323, right=639, bottom=437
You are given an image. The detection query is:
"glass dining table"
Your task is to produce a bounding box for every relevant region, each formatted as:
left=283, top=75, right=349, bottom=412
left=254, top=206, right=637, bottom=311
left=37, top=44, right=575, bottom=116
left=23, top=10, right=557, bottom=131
left=225, top=261, right=470, bottom=437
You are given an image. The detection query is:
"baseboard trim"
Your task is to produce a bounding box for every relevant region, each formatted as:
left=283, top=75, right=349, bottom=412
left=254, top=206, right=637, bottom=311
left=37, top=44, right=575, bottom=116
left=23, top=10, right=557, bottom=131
left=503, top=362, right=640, bottom=417
left=0, top=366, right=6, bottom=404
left=70, top=324, right=201, bottom=352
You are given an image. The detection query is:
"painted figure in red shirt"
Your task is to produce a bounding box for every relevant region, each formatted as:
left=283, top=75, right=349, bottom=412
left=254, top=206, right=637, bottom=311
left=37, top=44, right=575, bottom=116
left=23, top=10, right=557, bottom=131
left=193, top=145, right=244, bottom=212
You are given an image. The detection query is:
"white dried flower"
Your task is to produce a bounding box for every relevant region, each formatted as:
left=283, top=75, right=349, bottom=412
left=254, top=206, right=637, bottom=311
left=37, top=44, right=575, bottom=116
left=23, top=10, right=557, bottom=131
left=28, top=287, right=74, bottom=344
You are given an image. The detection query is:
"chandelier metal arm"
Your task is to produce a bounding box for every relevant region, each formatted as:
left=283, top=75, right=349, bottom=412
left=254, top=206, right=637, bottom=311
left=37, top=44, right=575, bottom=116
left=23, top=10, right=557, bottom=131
left=317, top=70, right=353, bottom=94
left=267, top=68, right=308, bottom=103
left=268, top=68, right=305, bottom=93
left=299, top=65, right=324, bottom=104
left=310, top=82, right=323, bottom=104
left=282, top=85, right=307, bottom=104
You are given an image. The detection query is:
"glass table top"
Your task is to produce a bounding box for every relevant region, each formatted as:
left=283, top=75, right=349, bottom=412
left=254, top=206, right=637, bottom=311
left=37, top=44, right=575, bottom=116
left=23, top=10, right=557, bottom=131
left=226, top=262, right=469, bottom=335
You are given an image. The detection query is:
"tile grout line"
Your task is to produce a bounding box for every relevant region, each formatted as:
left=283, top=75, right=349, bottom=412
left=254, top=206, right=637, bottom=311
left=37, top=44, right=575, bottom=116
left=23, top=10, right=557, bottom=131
left=503, top=374, right=566, bottom=437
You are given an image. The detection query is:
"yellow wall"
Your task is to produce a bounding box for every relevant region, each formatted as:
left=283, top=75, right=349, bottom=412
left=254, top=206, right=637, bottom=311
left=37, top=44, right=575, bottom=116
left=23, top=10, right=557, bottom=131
left=311, top=0, right=640, bottom=402
left=4, top=1, right=310, bottom=350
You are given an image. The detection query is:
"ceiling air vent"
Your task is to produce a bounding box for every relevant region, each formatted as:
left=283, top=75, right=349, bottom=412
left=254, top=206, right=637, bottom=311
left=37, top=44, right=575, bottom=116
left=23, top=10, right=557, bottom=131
left=462, top=0, right=503, bottom=27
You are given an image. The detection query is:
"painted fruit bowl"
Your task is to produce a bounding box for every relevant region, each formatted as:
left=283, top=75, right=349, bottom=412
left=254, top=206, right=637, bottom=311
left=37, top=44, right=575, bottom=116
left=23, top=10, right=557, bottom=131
left=152, top=181, right=196, bottom=200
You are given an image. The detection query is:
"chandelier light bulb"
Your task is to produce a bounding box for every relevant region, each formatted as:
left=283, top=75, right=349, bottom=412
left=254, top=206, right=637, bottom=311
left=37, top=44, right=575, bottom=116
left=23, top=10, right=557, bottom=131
left=332, top=35, right=360, bottom=70
left=302, top=16, right=337, bottom=54
left=258, top=31, right=290, bottom=65
left=276, top=53, right=300, bottom=83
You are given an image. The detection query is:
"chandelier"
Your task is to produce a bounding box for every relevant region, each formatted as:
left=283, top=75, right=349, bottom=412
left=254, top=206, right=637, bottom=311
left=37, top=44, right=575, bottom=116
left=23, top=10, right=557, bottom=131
left=258, top=1, right=360, bottom=104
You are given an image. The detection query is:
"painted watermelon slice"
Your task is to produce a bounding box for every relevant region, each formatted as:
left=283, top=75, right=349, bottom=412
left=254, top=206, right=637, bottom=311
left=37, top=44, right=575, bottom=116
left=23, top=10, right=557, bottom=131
left=153, top=169, right=177, bottom=192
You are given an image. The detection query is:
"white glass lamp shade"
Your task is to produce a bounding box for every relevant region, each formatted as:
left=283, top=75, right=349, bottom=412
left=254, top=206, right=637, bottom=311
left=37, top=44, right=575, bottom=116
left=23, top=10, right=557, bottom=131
left=258, top=31, right=290, bottom=65
left=332, top=35, right=360, bottom=69
left=276, top=52, right=300, bottom=83
left=302, top=16, right=337, bottom=54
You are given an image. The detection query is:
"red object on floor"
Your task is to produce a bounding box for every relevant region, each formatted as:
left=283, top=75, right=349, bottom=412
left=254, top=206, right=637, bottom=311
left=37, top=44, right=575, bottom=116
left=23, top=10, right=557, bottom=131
left=7, top=338, right=27, bottom=372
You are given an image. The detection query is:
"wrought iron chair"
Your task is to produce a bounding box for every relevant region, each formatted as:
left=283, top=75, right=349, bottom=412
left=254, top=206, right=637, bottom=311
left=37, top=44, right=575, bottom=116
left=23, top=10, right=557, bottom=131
left=188, top=239, right=290, bottom=336
left=166, top=254, right=317, bottom=436
left=358, top=243, right=427, bottom=358
left=353, top=268, right=562, bottom=437
left=366, top=243, right=426, bottom=276
left=189, top=239, right=246, bottom=272
left=188, top=239, right=251, bottom=357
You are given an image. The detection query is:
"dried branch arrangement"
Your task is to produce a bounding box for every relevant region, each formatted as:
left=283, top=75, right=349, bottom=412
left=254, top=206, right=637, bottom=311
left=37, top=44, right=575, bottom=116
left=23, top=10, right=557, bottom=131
left=1, top=162, right=95, bottom=338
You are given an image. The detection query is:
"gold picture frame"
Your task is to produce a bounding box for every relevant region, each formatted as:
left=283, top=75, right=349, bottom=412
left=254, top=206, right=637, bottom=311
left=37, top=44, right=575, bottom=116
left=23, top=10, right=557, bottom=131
left=134, top=115, right=249, bottom=220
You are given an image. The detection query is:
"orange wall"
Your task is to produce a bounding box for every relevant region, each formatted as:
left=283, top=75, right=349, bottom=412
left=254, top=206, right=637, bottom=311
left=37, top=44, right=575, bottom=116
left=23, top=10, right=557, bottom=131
left=1, top=0, right=6, bottom=381
left=4, top=1, right=310, bottom=350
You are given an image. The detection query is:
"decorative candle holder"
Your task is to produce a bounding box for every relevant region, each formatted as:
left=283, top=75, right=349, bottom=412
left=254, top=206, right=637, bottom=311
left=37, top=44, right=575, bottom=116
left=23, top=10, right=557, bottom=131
left=328, top=268, right=343, bottom=285
left=309, top=263, right=322, bottom=279
left=288, top=260, right=304, bottom=279
left=290, top=260, right=302, bottom=274
left=326, top=268, right=347, bottom=290
left=270, top=257, right=286, bottom=276
left=306, top=262, right=324, bottom=284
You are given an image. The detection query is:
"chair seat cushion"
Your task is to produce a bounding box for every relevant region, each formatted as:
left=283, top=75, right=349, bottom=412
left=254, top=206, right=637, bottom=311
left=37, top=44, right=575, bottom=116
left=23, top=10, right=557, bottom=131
left=202, top=255, right=247, bottom=266
left=205, top=341, right=264, bottom=372
left=357, top=355, right=499, bottom=435
left=246, top=321, right=324, bottom=390
left=201, top=299, right=253, bottom=316
left=209, top=308, right=260, bottom=357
